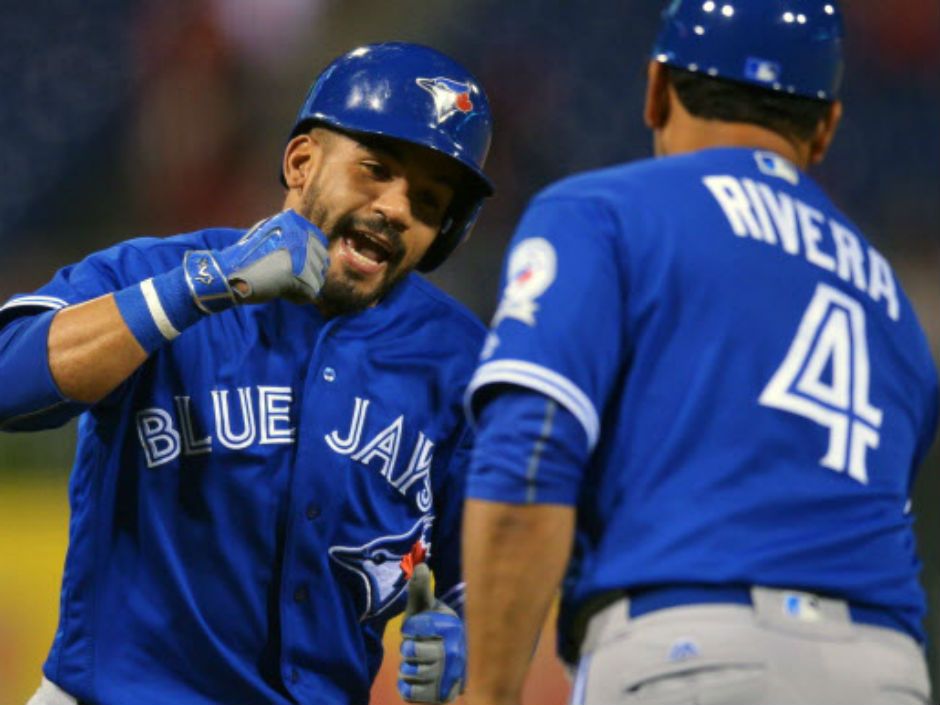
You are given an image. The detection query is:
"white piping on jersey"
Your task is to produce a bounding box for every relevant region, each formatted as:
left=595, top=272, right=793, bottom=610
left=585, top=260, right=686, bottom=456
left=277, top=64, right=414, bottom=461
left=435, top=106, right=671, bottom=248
left=0, top=295, right=69, bottom=312
left=466, top=359, right=599, bottom=451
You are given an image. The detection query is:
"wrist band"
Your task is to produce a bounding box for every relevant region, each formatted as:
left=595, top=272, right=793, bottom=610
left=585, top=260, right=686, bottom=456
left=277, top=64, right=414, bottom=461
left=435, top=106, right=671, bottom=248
left=114, top=263, right=218, bottom=354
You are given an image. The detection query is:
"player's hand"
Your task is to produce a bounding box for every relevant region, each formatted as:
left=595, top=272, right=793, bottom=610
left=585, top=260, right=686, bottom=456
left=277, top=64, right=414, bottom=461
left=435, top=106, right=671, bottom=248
left=183, top=209, right=330, bottom=312
left=398, top=564, right=465, bottom=704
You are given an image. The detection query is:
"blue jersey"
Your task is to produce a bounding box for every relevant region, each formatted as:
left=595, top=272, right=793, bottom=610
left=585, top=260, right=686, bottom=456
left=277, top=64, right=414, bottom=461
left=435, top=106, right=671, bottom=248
left=1, top=228, right=484, bottom=705
left=466, top=148, right=938, bottom=647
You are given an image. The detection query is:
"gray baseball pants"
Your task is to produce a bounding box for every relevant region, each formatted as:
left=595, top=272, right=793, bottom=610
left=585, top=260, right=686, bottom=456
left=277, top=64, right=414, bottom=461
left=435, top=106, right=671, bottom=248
left=26, top=678, right=77, bottom=705
left=570, top=587, right=930, bottom=705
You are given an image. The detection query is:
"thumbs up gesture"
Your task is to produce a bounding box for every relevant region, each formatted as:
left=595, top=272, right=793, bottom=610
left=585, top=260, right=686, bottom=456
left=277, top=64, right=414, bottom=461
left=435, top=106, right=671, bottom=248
left=398, top=563, right=466, bottom=704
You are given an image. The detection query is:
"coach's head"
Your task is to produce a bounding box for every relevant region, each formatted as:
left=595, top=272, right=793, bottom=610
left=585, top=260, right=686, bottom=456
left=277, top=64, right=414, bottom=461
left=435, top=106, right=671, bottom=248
left=645, top=0, right=844, bottom=170
left=279, top=42, right=493, bottom=316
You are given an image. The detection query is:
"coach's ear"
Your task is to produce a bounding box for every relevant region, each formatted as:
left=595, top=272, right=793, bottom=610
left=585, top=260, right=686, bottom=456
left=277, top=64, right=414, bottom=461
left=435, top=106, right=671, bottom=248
left=808, top=100, right=843, bottom=166
left=644, top=60, right=671, bottom=131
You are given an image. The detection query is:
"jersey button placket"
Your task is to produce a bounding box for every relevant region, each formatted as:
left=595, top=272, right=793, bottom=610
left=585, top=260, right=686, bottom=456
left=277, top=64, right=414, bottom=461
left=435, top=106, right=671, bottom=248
left=279, top=324, right=341, bottom=693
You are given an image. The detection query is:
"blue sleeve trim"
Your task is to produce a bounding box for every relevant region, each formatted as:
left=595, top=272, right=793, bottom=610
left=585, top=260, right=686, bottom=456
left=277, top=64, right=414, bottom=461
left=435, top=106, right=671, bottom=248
left=0, top=311, right=86, bottom=431
left=465, top=359, right=599, bottom=451
left=468, top=387, right=588, bottom=506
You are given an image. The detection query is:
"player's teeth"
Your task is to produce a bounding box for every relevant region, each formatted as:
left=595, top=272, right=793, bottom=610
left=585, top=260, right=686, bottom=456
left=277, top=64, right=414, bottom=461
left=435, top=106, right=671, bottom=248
left=347, top=239, right=380, bottom=265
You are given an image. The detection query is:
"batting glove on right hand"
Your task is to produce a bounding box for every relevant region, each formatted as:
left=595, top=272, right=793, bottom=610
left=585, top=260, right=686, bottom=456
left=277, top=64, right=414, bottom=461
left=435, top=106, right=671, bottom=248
left=183, top=209, right=330, bottom=312
left=398, top=564, right=466, bottom=704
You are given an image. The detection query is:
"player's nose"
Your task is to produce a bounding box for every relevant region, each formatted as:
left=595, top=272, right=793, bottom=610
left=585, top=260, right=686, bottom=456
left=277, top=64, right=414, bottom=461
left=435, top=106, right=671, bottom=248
left=372, top=178, right=412, bottom=231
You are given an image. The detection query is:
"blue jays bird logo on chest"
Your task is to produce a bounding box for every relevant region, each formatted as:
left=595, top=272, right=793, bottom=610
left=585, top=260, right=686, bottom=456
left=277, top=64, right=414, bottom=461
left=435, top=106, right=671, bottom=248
left=329, top=516, right=433, bottom=621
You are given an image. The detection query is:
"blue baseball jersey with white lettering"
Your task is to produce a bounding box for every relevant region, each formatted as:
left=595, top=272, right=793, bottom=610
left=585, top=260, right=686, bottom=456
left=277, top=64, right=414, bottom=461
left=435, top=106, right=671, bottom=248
left=466, top=148, right=938, bottom=647
left=1, top=228, right=484, bottom=705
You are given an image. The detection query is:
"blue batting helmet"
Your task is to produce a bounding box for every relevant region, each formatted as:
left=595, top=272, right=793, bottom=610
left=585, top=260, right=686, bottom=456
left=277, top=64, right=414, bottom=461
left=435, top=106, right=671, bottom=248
left=652, top=0, right=845, bottom=101
left=285, top=42, right=494, bottom=272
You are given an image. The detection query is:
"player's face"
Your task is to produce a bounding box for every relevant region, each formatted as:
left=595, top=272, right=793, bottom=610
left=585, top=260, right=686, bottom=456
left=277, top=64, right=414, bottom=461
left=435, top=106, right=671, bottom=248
left=296, top=132, right=461, bottom=315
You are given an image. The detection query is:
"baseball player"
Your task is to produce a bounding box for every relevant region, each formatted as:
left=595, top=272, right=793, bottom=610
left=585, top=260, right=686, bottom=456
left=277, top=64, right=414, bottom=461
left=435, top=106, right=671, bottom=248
left=2, top=42, right=489, bottom=705
left=460, top=2, right=938, bottom=704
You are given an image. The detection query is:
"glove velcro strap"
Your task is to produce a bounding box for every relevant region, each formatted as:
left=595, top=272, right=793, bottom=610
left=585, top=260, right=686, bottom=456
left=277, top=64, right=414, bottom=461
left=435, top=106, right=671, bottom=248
left=183, top=250, right=236, bottom=314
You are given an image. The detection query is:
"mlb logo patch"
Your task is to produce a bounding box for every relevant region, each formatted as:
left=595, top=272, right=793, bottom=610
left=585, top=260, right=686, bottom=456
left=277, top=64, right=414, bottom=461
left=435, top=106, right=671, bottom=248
left=744, top=57, right=781, bottom=84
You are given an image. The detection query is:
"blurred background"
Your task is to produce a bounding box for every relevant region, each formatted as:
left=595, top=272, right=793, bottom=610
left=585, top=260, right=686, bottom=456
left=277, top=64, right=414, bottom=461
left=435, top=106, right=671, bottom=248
left=0, top=0, right=937, bottom=703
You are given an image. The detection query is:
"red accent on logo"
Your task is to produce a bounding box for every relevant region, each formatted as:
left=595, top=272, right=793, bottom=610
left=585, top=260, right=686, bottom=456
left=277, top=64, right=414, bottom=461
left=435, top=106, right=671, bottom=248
left=399, top=540, right=428, bottom=579
left=455, top=92, right=473, bottom=112
left=515, top=267, right=534, bottom=284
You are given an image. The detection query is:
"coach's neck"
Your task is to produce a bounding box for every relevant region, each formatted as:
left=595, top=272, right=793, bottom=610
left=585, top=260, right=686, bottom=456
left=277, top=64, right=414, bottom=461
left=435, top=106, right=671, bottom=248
left=643, top=61, right=842, bottom=171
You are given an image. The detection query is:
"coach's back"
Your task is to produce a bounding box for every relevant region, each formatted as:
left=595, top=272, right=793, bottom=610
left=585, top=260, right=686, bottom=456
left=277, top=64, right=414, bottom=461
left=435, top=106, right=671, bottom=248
left=461, top=3, right=938, bottom=703
left=491, top=146, right=937, bottom=643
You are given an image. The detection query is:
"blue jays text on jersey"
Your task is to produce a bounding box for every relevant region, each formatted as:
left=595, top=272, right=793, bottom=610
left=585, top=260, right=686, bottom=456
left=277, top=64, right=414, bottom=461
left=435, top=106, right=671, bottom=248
left=0, top=228, right=484, bottom=705
left=465, top=148, right=939, bottom=660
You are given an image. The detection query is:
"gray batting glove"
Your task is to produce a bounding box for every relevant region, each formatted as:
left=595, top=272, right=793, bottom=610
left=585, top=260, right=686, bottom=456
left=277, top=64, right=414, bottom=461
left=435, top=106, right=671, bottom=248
left=398, top=564, right=466, bottom=704
left=183, top=209, right=330, bottom=312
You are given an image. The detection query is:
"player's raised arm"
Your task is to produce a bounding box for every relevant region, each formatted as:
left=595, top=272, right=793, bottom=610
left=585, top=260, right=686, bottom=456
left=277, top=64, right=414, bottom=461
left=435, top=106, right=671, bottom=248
left=0, top=210, right=328, bottom=422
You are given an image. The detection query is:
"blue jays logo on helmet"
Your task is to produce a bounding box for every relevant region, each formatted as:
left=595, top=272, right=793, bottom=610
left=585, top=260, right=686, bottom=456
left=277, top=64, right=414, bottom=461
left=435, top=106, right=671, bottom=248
left=416, top=77, right=475, bottom=124
left=329, top=516, right=433, bottom=621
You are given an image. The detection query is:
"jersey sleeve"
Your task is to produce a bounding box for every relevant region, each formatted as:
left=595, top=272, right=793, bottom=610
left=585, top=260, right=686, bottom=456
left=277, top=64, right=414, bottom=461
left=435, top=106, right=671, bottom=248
left=0, top=235, right=195, bottom=328
left=468, top=385, right=588, bottom=505
left=0, top=234, right=201, bottom=429
left=465, top=195, right=624, bottom=452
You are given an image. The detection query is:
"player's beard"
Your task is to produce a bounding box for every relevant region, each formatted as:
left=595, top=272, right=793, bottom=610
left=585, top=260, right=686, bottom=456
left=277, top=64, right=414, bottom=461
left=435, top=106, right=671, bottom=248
left=318, top=212, right=409, bottom=316
left=298, top=188, right=410, bottom=317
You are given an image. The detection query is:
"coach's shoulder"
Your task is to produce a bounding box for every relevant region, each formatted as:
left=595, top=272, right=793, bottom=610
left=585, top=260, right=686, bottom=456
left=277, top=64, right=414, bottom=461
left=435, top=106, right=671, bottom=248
left=536, top=155, right=674, bottom=205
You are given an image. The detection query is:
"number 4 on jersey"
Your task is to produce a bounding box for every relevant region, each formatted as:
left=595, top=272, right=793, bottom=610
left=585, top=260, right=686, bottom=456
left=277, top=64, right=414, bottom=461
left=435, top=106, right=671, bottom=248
left=760, top=283, right=883, bottom=484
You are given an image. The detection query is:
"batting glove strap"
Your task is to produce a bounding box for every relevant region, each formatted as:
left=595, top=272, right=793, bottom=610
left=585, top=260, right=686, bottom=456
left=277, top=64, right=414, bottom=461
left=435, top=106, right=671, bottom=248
left=183, top=250, right=236, bottom=314
left=211, top=210, right=330, bottom=306
left=398, top=608, right=466, bottom=704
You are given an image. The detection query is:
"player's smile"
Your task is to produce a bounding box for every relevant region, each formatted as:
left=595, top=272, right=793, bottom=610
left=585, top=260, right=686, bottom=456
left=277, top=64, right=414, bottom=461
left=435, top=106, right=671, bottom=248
left=321, top=211, right=409, bottom=305
left=337, top=226, right=398, bottom=277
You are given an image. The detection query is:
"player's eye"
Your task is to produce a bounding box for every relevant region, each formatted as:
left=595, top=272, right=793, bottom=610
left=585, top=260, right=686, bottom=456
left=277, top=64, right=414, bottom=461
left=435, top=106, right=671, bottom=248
left=361, top=160, right=391, bottom=180
left=414, top=190, right=447, bottom=224
left=420, top=191, right=442, bottom=213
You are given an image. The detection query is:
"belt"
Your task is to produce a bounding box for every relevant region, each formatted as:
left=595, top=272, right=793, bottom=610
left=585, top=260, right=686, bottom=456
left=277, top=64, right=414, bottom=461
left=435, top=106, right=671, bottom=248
left=626, top=584, right=916, bottom=641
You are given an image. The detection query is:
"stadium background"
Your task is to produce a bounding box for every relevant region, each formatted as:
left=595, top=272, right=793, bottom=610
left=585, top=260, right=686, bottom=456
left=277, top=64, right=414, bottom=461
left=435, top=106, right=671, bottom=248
left=0, top=0, right=937, bottom=702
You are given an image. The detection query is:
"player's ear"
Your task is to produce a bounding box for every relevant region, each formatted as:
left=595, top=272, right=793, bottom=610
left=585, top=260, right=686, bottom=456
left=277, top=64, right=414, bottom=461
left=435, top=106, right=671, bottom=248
left=644, top=60, right=671, bottom=130
left=282, top=131, right=326, bottom=191
left=807, top=100, right=843, bottom=166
